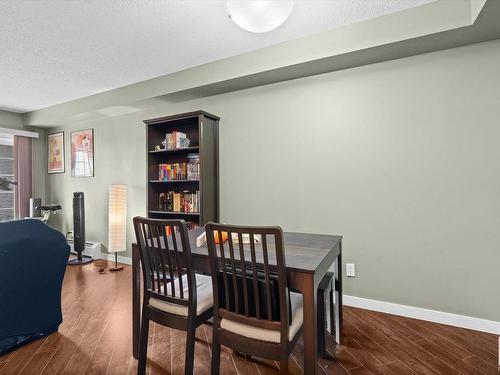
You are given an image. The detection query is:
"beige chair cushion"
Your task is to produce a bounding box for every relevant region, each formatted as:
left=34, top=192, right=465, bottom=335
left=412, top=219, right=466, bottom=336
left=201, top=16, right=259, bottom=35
left=149, top=274, right=213, bottom=317
left=220, top=292, right=303, bottom=343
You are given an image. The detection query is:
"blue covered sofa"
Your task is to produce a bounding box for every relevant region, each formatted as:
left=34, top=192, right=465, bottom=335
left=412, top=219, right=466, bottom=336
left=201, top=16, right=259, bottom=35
left=0, top=219, right=70, bottom=355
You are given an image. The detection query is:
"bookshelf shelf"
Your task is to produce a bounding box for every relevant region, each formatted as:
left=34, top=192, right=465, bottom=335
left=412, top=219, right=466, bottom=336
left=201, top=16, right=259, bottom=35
left=149, top=180, right=199, bottom=183
left=144, top=111, right=219, bottom=225
left=148, top=146, right=199, bottom=154
left=148, top=210, right=200, bottom=216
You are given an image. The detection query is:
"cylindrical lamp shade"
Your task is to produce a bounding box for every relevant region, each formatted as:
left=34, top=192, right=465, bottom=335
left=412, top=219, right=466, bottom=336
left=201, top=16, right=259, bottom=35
left=108, top=184, right=127, bottom=253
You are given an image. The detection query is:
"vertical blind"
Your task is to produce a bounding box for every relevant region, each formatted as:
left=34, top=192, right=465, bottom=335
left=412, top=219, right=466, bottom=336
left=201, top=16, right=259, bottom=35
left=0, top=136, right=15, bottom=222
left=13, top=136, right=32, bottom=219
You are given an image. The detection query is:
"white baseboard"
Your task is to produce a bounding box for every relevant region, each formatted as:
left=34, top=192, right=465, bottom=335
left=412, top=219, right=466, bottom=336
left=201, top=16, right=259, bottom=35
left=98, top=253, right=132, bottom=266
left=344, top=295, right=500, bottom=335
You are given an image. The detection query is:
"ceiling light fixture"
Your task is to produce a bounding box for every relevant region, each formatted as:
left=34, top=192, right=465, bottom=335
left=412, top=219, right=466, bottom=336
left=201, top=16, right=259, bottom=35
left=227, top=0, right=294, bottom=33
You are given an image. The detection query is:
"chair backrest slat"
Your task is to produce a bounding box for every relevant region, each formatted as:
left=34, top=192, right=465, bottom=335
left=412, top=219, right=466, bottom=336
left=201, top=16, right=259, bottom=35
left=149, top=224, right=162, bottom=292
left=248, top=233, right=260, bottom=319
left=141, top=222, right=156, bottom=290
left=261, top=234, right=273, bottom=321
left=206, top=223, right=289, bottom=334
left=237, top=232, right=249, bottom=316
left=171, top=229, right=183, bottom=299
left=162, top=225, right=176, bottom=296
left=226, top=234, right=240, bottom=314
left=156, top=225, right=169, bottom=295
left=218, top=230, right=231, bottom=311
left=133, top=217, right=194, bottom=309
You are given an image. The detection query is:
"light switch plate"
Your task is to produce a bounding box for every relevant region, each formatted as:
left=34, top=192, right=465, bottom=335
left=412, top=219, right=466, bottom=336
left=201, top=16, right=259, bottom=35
left=346, top=263, right=356, bottom=277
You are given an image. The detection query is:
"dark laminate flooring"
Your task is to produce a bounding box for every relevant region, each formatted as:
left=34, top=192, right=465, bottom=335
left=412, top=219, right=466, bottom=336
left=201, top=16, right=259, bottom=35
left=1, top=262, right=498, bottom=374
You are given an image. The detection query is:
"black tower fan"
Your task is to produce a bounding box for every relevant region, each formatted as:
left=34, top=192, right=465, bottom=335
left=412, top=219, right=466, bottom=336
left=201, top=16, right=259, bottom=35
left=68, top=192, right=92, bottom=265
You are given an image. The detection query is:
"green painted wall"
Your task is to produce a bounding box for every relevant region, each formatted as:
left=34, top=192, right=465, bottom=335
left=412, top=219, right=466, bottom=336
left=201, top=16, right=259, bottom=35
left=44, top=39, right=500, bottom=321
left=0, top=110, right=23, bottom=129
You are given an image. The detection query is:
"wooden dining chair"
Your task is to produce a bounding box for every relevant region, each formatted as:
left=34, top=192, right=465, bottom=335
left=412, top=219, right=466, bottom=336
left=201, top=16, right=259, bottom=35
left=205, top=222, right=304, bottom=375
left=133, top=217, right=213, bottom=375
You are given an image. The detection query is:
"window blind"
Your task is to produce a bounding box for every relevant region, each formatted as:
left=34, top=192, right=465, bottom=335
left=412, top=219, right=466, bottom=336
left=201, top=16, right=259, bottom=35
left=13, top=136, right=32, bottom=219
left=0, top=137, right=15, bottom=222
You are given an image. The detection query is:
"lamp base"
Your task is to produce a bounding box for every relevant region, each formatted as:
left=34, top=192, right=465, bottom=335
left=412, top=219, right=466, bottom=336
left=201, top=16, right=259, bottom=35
left=109, top=252, right=124, bottom=272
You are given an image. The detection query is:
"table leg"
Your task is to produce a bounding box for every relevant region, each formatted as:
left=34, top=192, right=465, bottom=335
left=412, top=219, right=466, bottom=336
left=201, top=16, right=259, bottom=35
left=302, top=274, right=318, bottom=375
left=132, top=243, right=141, bottom=359
left=334, top=243, right=343, bottom=344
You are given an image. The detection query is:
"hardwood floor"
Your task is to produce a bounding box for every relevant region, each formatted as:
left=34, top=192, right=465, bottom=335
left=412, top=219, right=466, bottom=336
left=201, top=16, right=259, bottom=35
left=0, top=262, right=498, bottom=374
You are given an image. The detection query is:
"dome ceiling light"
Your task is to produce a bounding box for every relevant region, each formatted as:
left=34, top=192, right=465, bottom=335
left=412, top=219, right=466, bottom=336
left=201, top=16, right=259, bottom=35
left=227, top=0, right=295, bottom=33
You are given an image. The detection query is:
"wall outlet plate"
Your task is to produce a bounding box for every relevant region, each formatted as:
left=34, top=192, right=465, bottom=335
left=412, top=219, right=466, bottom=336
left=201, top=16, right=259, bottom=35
left=346, top=263, right=356, bottom=277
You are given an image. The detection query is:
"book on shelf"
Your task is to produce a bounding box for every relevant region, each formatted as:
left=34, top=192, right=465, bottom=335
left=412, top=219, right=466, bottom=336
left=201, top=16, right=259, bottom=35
left=158, top=163, right=187, bottom=180
left=164, top=131, right=189, bottom=149
left=187, top=153, right=200, bottom=180
left=158, top=156, right=199, bottom=181
left=159, top=191, right=200, bottom=213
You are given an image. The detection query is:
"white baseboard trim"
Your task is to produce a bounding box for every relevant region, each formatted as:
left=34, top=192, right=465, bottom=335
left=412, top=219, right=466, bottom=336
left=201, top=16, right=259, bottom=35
left=98, top=253, right=133, bottom=266
left=344, top=295, right=500, bottom=335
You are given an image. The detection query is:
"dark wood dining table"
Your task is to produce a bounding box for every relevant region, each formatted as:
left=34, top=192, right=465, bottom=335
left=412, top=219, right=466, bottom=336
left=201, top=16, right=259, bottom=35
left=132, top=228, right=343, bottom=375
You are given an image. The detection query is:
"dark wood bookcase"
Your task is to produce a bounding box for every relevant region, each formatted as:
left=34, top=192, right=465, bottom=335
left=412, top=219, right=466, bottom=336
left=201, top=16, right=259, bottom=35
left=144, top=111, right=219, bottom=225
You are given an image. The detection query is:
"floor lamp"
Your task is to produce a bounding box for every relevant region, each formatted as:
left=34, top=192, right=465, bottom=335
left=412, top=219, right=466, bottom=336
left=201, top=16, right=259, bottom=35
left=108, top=184, right=127, bottom=272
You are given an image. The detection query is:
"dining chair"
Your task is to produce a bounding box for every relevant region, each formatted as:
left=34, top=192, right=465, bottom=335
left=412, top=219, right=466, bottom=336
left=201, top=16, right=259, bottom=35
left=133, top=217, right=213, bottom=375
left=205, top=222, right=304, bottom=375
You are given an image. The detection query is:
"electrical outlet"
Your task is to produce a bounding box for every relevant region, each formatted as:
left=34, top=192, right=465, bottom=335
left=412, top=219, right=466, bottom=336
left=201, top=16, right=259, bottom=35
left=346, top=263, right=356, bottom=277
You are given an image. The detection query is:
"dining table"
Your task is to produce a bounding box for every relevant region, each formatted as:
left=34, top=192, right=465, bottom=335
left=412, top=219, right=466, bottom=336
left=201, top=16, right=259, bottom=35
left=131, top=227, right=343, bottom=375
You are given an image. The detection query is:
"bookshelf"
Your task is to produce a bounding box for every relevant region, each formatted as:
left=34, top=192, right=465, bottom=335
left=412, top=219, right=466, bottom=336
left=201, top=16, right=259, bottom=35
left=144, top=111, right=219, bottom=226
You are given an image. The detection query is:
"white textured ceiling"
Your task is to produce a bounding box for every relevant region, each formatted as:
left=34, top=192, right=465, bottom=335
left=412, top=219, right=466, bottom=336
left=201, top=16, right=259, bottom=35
left=0, top=0, right=433, bottom=113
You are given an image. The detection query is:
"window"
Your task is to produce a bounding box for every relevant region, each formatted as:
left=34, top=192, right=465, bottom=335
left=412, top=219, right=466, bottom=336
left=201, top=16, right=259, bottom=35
left=0, top=134, right=15, bottom=222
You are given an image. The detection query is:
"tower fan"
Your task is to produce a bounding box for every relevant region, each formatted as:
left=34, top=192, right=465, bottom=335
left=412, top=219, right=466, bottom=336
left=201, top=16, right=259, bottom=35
left=68, top=192, right=93, bottom=265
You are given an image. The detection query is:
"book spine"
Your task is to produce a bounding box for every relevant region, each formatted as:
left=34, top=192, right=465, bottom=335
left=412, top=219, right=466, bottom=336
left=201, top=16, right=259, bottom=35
left=160, top=190, right=200, bottom=213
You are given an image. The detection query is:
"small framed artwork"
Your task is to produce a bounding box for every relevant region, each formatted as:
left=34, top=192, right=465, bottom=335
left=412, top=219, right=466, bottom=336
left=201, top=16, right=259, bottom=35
left=71, top=128, right=94, bottom=177
left=48, top=131, right=65, bottom=174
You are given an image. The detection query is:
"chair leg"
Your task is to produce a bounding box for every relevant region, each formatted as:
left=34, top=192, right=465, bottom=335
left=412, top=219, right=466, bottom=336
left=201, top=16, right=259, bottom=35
left=211, top=328, right=221, bottom=375
left=185, top=324, right=196, bottom=375
left=329, top=280, right=335, bottom=336
left=137, top=311, right=150, bottom=375
left=317, top=288, right=326, bottom=357
left=279, top=357, right=289, bottom=375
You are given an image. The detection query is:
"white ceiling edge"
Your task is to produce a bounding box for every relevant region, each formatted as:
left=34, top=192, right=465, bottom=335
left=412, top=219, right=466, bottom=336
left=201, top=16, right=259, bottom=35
left=24, top=0, right=487, bottom=127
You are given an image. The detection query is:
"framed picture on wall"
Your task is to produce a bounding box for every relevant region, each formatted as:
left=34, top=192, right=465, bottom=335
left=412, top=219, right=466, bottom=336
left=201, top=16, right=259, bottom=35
left=47, top=131, right=65, bottom=174
left=71, top=128, right=94, bottom=177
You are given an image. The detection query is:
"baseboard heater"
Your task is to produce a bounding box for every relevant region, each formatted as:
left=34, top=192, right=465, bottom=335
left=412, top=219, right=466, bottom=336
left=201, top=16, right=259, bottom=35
left=66, top=239, right=101, bottom=260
